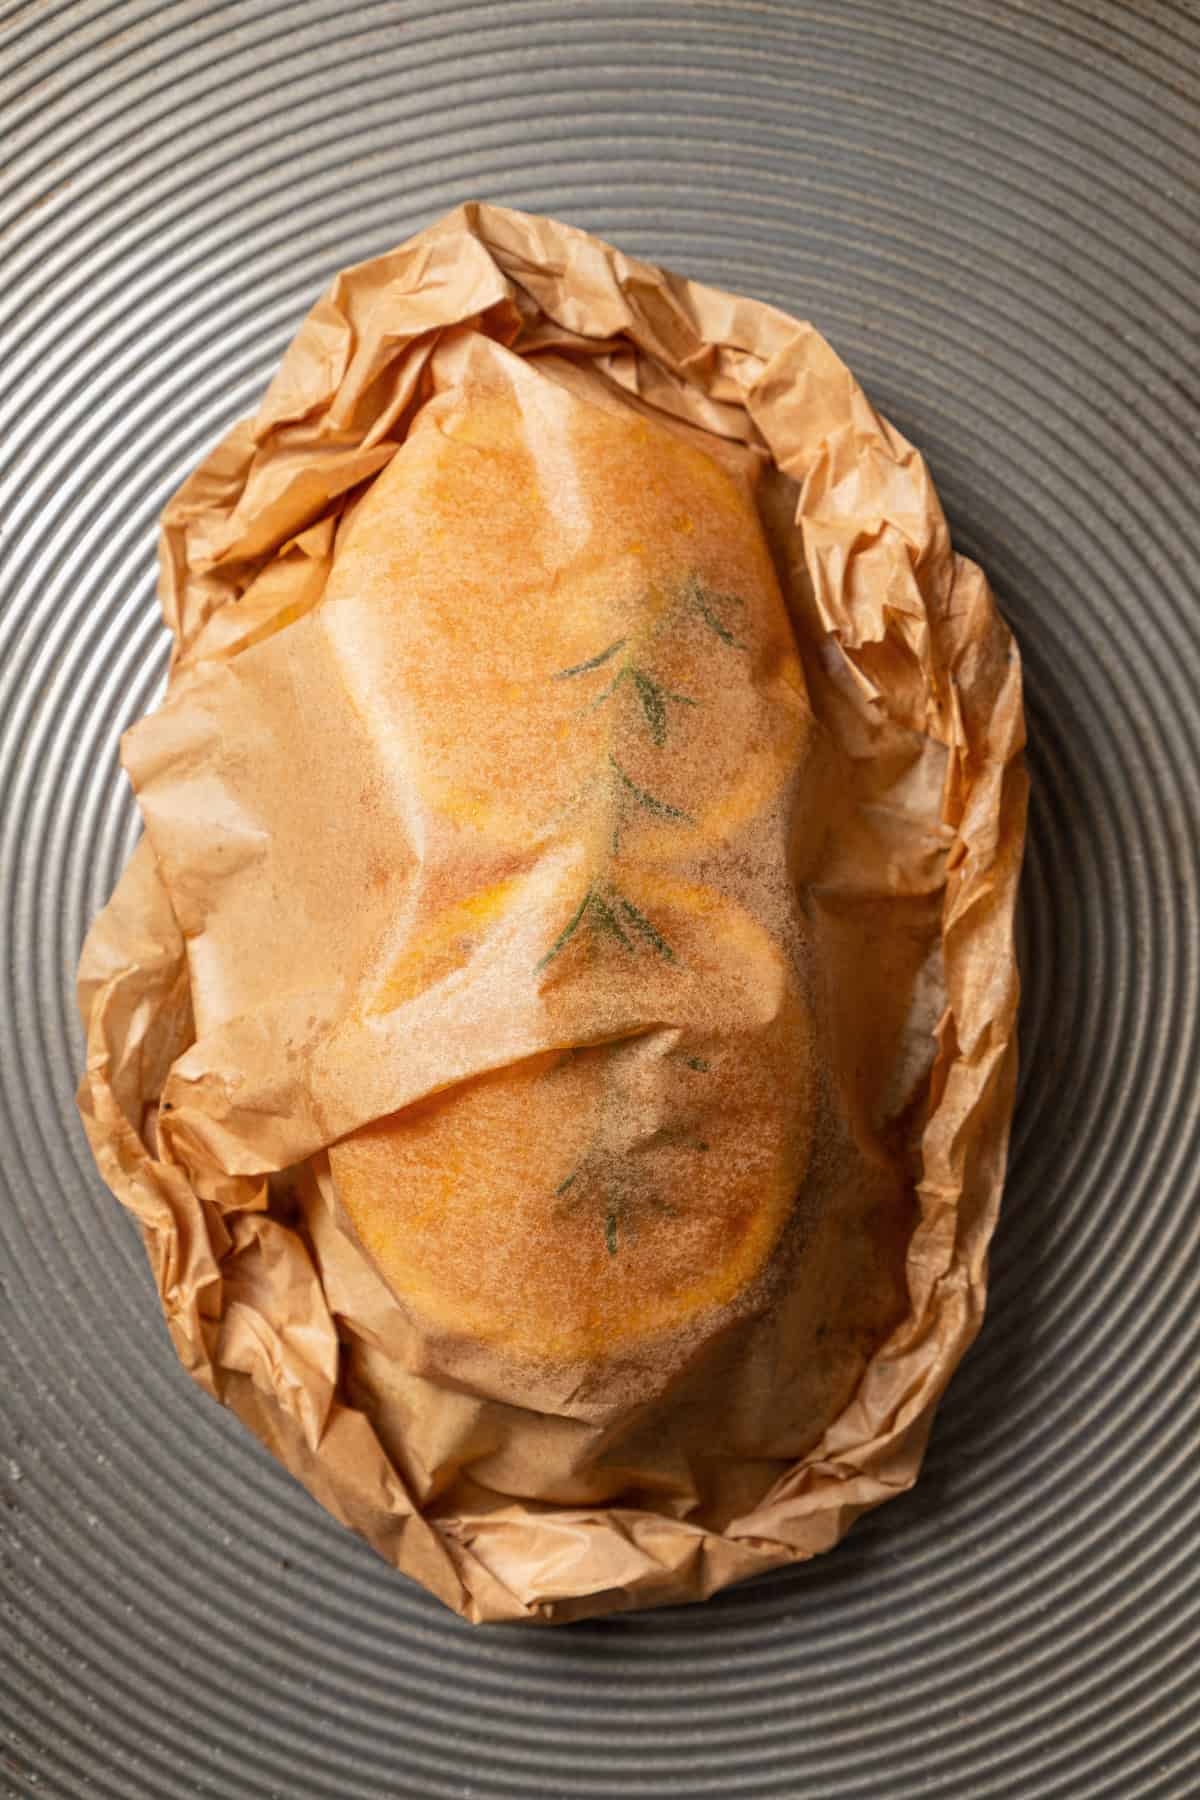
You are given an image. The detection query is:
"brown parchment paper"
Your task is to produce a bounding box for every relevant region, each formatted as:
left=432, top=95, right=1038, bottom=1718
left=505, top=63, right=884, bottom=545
left=76, top=203, right=1027, bottom=1624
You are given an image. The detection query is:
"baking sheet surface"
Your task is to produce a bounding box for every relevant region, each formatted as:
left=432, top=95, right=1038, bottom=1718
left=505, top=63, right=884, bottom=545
left=1, top=3, right=1197, bottom=1795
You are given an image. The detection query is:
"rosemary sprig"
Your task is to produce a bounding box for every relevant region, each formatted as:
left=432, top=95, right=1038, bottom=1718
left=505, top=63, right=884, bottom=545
left=555, top=609, right=699, bottom=748
left=553, top=1147, right=695, bottom=1254
left=534, top=888, right=591, bottom=972
left=588, top=890, right=634, bottom=949
left=616, top=895, right=676, bottom=963
left=589, top=667, right=628, bottom=710
left=586, top=661, right=696, bottom=740
left=536, top=882, right=679, bottom=971
left=609, top=755, right=693, bottom=823
left=631, top=671, right=668, bottom=745
left=537, top=569, right=744, bottom=988
left=553, top=637, right=627, bottom=680
left=548, top=1035, right=711, bottom=1252
left=689, top=576, right=747, bottom=650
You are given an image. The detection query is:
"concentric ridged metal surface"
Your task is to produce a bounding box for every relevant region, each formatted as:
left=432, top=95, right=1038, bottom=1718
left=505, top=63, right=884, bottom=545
left=2, top=1, right=1198, bottom=1794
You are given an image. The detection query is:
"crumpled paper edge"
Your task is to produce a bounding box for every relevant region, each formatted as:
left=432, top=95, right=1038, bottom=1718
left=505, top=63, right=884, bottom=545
left=77, top=202, right=1027, bottom=1624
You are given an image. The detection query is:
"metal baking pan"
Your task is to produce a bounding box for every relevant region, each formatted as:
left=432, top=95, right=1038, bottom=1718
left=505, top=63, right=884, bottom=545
left=2, top=2, right=1197, bottom=1794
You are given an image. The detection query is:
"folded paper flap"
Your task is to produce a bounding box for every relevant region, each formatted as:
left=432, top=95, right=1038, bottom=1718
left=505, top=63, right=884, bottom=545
left=78, top=204, right=1026, bottom=1624
left=139, top=340, right=822, bottom=1187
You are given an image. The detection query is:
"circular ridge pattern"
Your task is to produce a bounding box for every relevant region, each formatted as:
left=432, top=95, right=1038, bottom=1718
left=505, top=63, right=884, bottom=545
left=2, top=3, right=1198, bottom=1796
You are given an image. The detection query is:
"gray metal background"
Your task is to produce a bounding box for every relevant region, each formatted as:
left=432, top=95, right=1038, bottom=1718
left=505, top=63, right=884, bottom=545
left=2, top=2, right=1198, bottom=1796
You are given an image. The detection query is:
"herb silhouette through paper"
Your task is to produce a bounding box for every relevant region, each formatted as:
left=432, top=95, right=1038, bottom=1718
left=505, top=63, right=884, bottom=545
left=552, top=1048, right=713, bottom=1256
left=537, top=575, right=746, bottom=976
left=538, top=573, right=746, bottom=1252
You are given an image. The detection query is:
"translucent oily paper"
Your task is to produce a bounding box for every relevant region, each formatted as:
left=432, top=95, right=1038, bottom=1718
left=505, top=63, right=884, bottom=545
left=77, top=204, right=1027, bottom=1624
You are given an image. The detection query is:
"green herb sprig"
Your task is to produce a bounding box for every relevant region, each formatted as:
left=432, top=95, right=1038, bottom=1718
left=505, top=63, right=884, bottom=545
left=551, top=1048, right=714, bottom=1254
